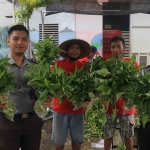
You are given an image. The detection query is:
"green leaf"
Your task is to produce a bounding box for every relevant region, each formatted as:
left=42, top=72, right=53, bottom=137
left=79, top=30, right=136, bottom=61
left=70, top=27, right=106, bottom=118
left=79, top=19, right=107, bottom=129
left=142, top=112, right=149, bottom=127
left=88, top=92, right=96, bottom=99
left=96, top=84, right=109, bottom=92
left=112, top=109, right=118, bottom=121
left=116, top=92, right=123, bottom=101
left=130, top=54, right=136, bottom=64
left=107, top=89, right=112, bottom=96
left=145, top=91, right=150, bottom=97
left=34, top=100, right=47, bottom=114
left=39, top=89, right=48, bottom=102
left=94, top=68, right=110, bottom=77
left=44, top=78, right=49, bottom=87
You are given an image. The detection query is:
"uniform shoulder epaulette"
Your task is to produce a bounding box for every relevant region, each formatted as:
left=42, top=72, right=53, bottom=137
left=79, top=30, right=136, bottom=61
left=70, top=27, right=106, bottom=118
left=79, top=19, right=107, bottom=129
left=144, top=65, right=150, bottom=69
left=28, top=58, right=39, bottom=64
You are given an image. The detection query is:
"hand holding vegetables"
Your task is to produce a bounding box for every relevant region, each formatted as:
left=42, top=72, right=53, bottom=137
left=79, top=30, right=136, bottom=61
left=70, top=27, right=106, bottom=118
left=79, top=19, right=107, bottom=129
left=42, top=96, right=52, bottom=108
left=0, top=95, right=8, bottom=109
left=0, top=57, right=15, bottom=121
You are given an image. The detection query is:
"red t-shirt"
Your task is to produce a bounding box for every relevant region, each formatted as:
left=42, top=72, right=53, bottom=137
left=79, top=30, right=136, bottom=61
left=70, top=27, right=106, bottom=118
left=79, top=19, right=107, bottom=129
left=106, top=58, right=138, bottom=115
left=52, top=58, right=84, bottom=114
left=79, top=57, right=89, bottom=62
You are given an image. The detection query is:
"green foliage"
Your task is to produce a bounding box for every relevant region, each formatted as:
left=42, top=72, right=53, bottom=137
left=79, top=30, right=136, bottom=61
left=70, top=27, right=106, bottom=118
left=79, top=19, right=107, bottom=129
left=24, top=36, right=94, bottom=113
left=116, top=143, right=126, bottom=150
left=25, top=62, right=68, bottom=102
left=3, top=98, right=16, bottom=122
left=24, top=36, right=67, bottom=113
left=85, top=100, right=105, bottom=140
left=88, top=55, right=150, bottom=127
left=24, top=37, right=150, bottom=127
left=0, top=58, right=14, bottom=93
left=34, top=35, right=64, bottom=64
left=16, top=0, right=66, bottom=24
left=134, top=70, right=150, bottom=126
left=134, top=116, right=141, bottom=128
left=25, top=61, right=94, bottom=112
left=67, top=66, right=94, bottom=109
left=0, top=57, right=15, bottom=121
left=90, top=55, right=142, bottom=118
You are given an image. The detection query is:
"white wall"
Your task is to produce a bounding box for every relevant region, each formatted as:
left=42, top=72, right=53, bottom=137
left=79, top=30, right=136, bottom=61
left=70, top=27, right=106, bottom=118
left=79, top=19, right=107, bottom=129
left=0, top=1, right=13, bottom=26
left=130, top=13, right=150, bottom=53
left=76, top=14, right=103, bottom=43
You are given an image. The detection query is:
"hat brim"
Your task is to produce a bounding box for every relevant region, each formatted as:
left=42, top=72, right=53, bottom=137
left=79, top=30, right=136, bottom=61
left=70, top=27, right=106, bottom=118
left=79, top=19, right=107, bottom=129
left=59, top=39, right=91, bottom=58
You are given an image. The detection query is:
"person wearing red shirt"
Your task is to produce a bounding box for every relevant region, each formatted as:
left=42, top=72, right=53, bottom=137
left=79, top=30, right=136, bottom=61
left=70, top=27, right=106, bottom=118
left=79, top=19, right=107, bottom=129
left=79, top=46, right=99, bottom=63
left=104, top=36, right=138, bottom=150
left=52, top=39, right=91, bottom=150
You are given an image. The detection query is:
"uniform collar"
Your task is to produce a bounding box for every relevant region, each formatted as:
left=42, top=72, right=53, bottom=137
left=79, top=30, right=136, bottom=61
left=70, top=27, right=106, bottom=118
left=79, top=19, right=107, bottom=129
left=8, top=53, right=30, bottom=66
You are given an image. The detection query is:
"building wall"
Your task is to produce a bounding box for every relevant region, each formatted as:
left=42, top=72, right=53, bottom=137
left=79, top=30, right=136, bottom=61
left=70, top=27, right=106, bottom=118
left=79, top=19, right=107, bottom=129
left=103, top=15, right=130, bottom=58
left=1, top=2, right=150, bottom=62
left=76, top=14, right=103, bottom=55
left=29, top=11, right=103, bottom=55
left=130, top=13, right=150, bottom=53
left=130, top=13, right=150, bottom=65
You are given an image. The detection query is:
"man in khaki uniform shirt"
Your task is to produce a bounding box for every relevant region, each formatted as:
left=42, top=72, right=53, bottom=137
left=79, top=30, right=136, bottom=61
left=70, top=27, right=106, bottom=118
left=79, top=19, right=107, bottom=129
left=0, top=25, right=51, bottom=150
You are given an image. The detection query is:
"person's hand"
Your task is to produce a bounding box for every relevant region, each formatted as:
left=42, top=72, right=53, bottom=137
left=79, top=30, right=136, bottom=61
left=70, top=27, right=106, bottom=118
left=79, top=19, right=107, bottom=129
left=42, top=96, right=52, bottom=108
left=134, top=109, right=138, bottom=117
left=84, top=101, right=89, bottom=108
left=0, top=95, right=8, bottom=109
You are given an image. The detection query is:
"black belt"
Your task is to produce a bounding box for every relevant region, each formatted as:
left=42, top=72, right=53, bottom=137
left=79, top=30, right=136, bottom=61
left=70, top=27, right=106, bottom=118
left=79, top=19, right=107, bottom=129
left=14, top=111, right=35, bottom=119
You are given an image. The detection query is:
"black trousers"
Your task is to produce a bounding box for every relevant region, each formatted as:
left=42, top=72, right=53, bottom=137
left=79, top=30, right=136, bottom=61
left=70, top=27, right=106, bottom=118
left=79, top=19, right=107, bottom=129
left=0, top=112, right=42, bottom=150
left=139, top=121, right=150, bottom=150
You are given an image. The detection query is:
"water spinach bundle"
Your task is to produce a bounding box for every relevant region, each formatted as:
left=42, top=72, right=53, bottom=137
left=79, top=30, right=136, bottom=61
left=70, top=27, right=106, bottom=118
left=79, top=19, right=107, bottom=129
left=0, top=57, right=15, bottom=121
left=133, top=69, right=150, bottom=126
left=89, top=55, right=142, bottom=121
left=66, top=66, right=94, bottom=110
left=25, top=36, right=94, bottom=114
left=24, top=36, right=65, bottom=114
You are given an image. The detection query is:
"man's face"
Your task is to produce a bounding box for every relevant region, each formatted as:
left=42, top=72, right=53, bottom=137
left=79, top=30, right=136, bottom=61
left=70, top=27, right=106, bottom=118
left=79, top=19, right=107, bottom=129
left=67, top=43, right=81, bottom=59
left=110, top=40, right=126, bottom=58
left=7, top=30, right=29, bottom=56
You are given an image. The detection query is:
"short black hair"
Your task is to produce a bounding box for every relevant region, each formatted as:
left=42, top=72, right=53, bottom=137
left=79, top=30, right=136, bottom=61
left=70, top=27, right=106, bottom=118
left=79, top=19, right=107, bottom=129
left=8, top=25, right=29, bottom=37
left=91, top=46, right=97, bottom=52
left=110, top=36, right=125, bottom=46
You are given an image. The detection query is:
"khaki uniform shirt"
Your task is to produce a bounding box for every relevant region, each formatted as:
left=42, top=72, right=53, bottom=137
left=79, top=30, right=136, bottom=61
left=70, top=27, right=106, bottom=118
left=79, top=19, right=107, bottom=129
left=0, top=53, right=36, bottom=114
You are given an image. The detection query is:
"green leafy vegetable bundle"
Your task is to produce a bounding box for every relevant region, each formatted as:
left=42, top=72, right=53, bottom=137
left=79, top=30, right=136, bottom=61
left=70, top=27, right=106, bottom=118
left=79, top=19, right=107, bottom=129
left=25, top=36, right=65, bottom=114
left=34, top=35, right=63, bottom=64
left=0, top=57, right=15, bottom=121
left=66, top=66, right=94, bottom=110
left=25, top=36, right=94, bottom=114
left=89, top=55, right=142, bottom=120
left=25, top=62, right=73, bottom=114
left=116, top=143, right=126, bottom=150
left=132, top=70, right=150, bottom=126
left=85, top=100, right=105, bottom=140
